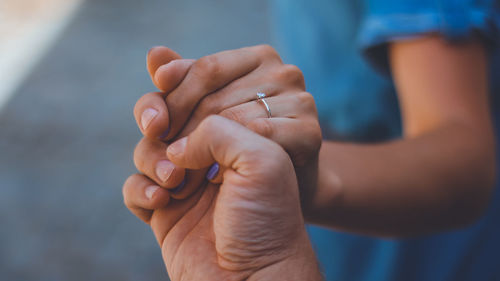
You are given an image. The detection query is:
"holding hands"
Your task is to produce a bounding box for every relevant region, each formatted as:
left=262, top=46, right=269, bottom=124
left=123, top=45, right=323, bottom=280
left=132, top=45, right=322, bottom=206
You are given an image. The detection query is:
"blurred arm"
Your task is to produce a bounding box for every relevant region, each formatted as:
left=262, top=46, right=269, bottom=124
left=306, top=36, right=496, bottom=237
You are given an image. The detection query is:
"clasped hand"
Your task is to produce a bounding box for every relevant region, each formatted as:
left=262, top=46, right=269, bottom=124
left=123, top=46, right=323, bottom=280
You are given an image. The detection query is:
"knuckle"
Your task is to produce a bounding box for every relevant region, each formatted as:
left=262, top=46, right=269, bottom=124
left=192, top=55, right=221, bottom=87
left=255, top=44, right=275, bottom=54
left=292, top=122, right=322, bottom=167
left=308, top=123, right=323, bottom=151
left=133, top=141, right=145, bottom=171
left=285, top=64, right=305, bottom=87
left=195, top=55, right=220, bottom=74
left=122, top=174, right=139, bottom=207
left=254, top=44, right=280, bottom=60
left=134, top=92, right=160, bottom=116
left=272, top=64, right=305, bottom=88
left=296, top=91, right=317, bottom=112
left=134, top=138, right=167, bottom=174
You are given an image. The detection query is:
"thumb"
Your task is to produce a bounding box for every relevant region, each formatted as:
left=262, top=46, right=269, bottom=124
left=166, top=115, right=287, bottom=177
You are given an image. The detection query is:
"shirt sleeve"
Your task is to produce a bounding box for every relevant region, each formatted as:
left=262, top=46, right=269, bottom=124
left=358, top=0, right=500, bottom=73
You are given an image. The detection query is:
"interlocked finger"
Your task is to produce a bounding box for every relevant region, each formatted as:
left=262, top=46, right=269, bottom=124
left=123, top=174, right=171, bottom=224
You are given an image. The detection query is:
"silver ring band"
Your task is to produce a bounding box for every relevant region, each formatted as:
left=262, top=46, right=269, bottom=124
left=256, top=92, right=272, bottom=118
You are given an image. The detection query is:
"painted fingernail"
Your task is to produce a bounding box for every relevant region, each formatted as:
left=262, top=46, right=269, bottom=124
left=171, top=178, right=186, bottom=194
left=145, top=185, right=159, bottom=200
left=160, top=123, right=171, bottom=140
left=206, top=163, right=220, bottom=180
left=156, top=160, right=175, bottom=183
left=141, top=108, right=158, bottom=131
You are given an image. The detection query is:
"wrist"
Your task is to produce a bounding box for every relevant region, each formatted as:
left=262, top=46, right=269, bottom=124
left=295, top=157, right=321, bottom=218
left=302, top=161, right=344, bottom=224
left=247, top=233, right=323, bottom=281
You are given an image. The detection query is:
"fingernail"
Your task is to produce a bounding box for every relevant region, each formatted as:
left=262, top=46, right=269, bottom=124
left=145, top=185, right=159, bottom=200
left=165, top=59, right=194, bottom=69
left=160, top=123, right=171, bottom=140
left=167, top=137, right=187, bottom=157
left=171, top=179, right=186, bottom=194
left=147, top=46, right=161, bottom=58
left=206, top=163, right=220, bottom=180
left=141, top=108, right=158, bottom=131
left=156, top=160, right=175, bottom=183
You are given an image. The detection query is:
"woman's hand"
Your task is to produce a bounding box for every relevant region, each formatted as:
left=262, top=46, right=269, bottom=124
left=133, top=45, right=322, bottom=207
left=123, top=116, right=322, bottom=280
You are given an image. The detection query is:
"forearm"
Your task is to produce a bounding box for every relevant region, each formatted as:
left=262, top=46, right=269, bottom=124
left=305, top=122, right=495, bottom=237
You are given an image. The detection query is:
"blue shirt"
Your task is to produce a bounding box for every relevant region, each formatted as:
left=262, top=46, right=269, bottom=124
left=270, top=0, right=500, bottom=280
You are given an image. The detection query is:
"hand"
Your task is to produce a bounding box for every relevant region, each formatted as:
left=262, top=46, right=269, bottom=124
left=133, top=45, right=322, bottom=209
left=123, top=116, right=322, bottom=280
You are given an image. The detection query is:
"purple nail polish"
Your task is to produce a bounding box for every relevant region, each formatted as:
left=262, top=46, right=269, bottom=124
left=206, top=163, right=220, bottom=180
left=160, top=123, right=171, bottom=140
left=171, top=178, right=186, bottom=193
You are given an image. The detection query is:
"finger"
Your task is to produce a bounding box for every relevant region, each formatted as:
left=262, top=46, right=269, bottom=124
left=177, top=91, right=309, bottom=137
left=132, top=136, right=208, bottom=200
left=134, top=92, right=171, bottom=139
left=156, top=61, right=300, bottom=120
left=204, top=115, right=321, bottom=185
left=155, top=69, right=274, bottom=140
left=173, top=75, right=281, bottom=137
left=134, top=137, right=185, bottom=188
left=123, top=174, right=171, bottom=224
left=165, top=62, right=305, bottom=139
left=150, top=183, right=215, bottom=247
left=206, top=115, right=321, bottom=185
left=162, top=47, right=263, bottom=140
left=247, top=117, right=322, bottom=167
left=147, top=46, right=182, bottom=84
left=175, top=92, right=310, bottom=186
left=154, top=59, right=195, bottom=93
left=167, top=169, right=209, bottom=200
left=166, top=115, right=288, bottom=176
left=219, top=93, right=305, bottom=123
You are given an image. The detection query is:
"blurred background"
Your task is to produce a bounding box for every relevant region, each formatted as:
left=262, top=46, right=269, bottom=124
left=0, top=0, right=270, bottom=280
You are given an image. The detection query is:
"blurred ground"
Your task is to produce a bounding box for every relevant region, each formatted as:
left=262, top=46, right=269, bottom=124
left=0, top=0, right=270, bottom=280
left=0, top=0, right=83, bottom=108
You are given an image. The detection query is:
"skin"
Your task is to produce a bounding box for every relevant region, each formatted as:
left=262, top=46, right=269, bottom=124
left=133, top=45, right=321, bottom=203
left=310, top=37, right=496, bottom=236
left=124, top=37, right=495, bottom=277
left=123, top=116, right=323, bottom=280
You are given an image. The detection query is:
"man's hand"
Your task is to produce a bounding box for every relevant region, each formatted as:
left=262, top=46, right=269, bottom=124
left=123, top=116, right=323, bottom=280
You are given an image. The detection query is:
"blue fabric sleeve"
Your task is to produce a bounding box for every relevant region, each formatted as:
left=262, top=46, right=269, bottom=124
left=358, top=0, right=500, bottom=73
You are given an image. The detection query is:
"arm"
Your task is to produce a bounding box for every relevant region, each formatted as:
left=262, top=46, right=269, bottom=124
left=307, top=36, right=496, bottom=237
left=134, top=38, right=494, bottom=238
